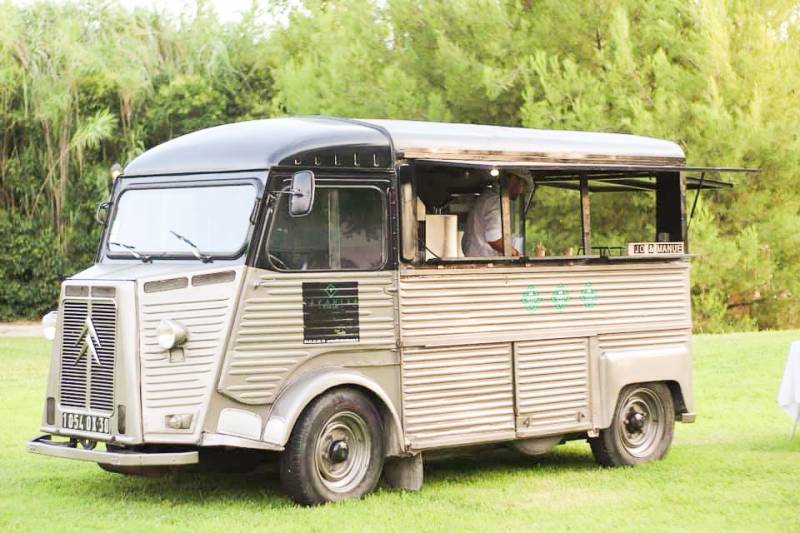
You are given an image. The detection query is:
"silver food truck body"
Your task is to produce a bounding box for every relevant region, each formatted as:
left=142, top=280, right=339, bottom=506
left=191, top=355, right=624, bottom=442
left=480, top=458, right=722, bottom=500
left=28, top=117, right=733, bottom=504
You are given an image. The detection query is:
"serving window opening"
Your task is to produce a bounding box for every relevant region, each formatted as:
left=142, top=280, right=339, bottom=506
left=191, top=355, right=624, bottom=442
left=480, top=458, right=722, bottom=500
left=401, top=163, right=730, bottom=264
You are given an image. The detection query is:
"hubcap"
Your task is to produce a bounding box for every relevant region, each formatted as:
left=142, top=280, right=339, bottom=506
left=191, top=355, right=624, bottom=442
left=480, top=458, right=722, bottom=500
left=616, top=387, right=666, bottom=458
left=329, top=440, right=349, bottom=463
left=314, top=411, right=371, bottom=493
left=625, top=411, right=647, bottom=432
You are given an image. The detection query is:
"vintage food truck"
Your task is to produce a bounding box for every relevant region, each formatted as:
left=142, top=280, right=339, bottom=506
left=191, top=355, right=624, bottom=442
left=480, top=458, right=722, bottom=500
left=28, top=117, right=736, bottom=504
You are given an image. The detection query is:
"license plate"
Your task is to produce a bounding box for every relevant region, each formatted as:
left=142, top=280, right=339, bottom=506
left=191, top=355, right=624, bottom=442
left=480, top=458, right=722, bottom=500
left=61, top=412, right=110, bottom=435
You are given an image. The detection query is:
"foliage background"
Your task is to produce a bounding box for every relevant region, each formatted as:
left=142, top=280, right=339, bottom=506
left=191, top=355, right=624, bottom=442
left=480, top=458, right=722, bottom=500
left=1, top=0, right=799, bottom=332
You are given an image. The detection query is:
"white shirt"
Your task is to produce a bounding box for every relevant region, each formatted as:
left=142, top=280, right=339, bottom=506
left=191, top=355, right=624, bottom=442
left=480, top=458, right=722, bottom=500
left=462, top=190, right=503, bottom=257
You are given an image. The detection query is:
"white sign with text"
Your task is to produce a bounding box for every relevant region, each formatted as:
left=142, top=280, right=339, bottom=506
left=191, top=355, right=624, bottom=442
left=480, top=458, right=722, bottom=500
left=627, top=242, right=685, bottom=255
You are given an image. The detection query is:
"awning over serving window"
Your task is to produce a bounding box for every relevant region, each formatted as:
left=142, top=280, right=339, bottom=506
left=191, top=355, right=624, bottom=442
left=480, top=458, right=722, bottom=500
left=411, top=158, right=758, bottom=191
left=530, top=173, right=735, bottom=192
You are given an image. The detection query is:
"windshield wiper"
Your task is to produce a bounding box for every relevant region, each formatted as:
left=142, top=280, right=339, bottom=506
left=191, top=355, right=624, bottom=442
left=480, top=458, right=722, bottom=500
left=108, top=241, right=152, bottom=263
left=169, top=230, right=212, bottom=262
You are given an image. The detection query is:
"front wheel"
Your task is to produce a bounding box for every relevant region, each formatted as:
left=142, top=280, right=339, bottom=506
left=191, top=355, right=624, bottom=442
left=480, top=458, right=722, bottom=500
left=590, top=382, right=675, bottom=467
left=279, top=388, right=384, bottom=505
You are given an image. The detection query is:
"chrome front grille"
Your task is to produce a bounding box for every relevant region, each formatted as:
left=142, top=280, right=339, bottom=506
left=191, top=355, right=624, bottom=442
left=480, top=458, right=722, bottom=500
left=60, top=301, right=88, bottom=408
left=59, top=298, right=117, bottom=412
left=89, top=302, right=116, bottom=410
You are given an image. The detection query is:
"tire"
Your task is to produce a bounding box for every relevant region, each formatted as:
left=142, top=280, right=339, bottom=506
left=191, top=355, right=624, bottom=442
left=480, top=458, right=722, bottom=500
left=279, top=388, right=384, bottom=505
left=590, top=382, right=675, bottom=467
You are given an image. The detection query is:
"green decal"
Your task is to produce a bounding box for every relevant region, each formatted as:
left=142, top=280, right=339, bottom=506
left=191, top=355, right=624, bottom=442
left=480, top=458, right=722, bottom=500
left=325, top=283, right=338, bottom=298
left=551, top=283, right=570, bottom=311
left=581, top=282, right=598, bottom=308
left=522, top=285, right=542, bottom=312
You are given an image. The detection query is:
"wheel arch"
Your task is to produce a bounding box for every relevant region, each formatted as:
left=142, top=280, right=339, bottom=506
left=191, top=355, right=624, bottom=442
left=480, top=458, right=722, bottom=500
left=600, top=379, right=689, bottom=429
left=664, top=380, right=688, bottom=414
left=262, top=368, right=404, bottom=456
left=599, top=346, right=693, bottom=429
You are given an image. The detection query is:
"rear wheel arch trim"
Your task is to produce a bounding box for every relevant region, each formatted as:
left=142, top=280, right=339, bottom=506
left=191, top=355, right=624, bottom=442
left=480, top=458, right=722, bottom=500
left=262, top=368, right=403, bottom=454
left=664, top=380, right=688, bottom=414
left=609, top=379, right=688, bottom=421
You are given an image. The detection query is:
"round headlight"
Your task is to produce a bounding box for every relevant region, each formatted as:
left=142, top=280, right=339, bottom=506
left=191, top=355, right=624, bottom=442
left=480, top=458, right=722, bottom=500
left=156, top=319, right=187, bottom=350
left=42, top=311, right=58, bottom=341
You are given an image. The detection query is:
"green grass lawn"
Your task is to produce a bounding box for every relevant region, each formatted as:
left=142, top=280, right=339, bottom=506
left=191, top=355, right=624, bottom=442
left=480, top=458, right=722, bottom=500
left=1, top=332, right=799, bottom=532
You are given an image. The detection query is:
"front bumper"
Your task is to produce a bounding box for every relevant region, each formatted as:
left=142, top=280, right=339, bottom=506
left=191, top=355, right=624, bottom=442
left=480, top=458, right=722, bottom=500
left=26, top=435, right=199, bottom=466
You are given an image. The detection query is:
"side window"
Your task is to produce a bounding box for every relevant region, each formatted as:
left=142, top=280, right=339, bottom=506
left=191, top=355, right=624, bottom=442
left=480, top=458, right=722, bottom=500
left=267, top=185, right=386, bottom=271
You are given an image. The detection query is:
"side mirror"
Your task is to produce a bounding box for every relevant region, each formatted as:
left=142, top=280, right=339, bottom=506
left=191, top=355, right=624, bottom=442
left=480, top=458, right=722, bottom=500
left=289, top=170, right=315, bottom=217
left=95, top=201, right=111, bottom=225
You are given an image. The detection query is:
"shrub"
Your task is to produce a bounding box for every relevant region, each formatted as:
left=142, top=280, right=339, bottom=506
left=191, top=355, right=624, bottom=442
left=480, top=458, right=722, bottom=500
left=0, top=213, right=65, bottom=321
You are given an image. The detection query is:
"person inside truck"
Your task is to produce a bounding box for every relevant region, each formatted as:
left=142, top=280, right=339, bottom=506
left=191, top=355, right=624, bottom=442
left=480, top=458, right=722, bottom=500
left=461, top=172, right=531, bottom=257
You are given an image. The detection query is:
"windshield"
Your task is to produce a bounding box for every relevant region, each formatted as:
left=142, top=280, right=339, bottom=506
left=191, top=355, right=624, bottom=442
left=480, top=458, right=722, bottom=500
left=107, top=184, right=256, bottom=259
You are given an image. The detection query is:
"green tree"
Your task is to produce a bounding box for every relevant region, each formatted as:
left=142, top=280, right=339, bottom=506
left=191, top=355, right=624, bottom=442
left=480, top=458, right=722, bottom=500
left=0, top=0, right=274, bottom=319
left=3, top=0, right=800, bottom=332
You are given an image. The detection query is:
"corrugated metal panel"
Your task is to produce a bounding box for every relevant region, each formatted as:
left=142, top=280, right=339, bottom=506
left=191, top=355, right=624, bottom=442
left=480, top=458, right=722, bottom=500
left=598, top=328, right=690, bottom=352
left=401, top=343, right=515, bottom=449
left=219, top=270, right=397, bottom=405
left=139, top=274, right=237, bottom=420
left=399, top=262, right=690, bottom=343
left=514, top=338, right=591, bottom=435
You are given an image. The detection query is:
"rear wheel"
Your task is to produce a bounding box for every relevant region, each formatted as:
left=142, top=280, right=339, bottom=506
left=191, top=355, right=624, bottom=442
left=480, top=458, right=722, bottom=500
left=590, top=382, right=675, bottom=467
left=279, top=388, right=384, bottom=505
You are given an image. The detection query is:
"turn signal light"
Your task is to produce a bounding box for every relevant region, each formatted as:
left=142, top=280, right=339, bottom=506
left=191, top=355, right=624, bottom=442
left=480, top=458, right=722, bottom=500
left=117, top=405, right=126, bottom=434
left=46, top=397, right=55, bottom=425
